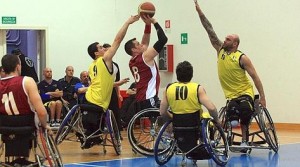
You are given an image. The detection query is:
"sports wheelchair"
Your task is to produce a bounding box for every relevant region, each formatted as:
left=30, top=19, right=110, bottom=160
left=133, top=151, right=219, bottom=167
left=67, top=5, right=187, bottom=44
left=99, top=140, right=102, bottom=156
left=218, top=96, right=279, bottom=154
left=55, top=103, right=121, bottom=155
left=0, top=114, right=63, bottom=167
left=154, top=111, right=229, bottom=166
left=127, top=107, right=162, bottom=156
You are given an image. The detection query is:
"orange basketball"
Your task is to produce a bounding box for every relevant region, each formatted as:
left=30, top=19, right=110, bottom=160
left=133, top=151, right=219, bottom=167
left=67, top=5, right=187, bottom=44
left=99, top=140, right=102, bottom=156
left=138, top=2, right=156, bottom=18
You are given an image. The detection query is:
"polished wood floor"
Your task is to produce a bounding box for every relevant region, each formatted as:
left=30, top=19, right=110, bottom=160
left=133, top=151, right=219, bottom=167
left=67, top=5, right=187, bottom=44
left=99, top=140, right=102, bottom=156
left=58, top=123, right=300, bottom=164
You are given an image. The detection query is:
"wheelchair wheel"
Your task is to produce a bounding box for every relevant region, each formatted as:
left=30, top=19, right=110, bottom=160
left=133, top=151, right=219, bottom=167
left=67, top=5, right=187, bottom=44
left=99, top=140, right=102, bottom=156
left=258, top=107, right=279, bottom=152
left=218, top=107, right=226, bottom=128
left=39, top=128, right=63, bottom=167
left=127, top=108, right=161, bottom=156
left=202, top=118, right=229, bottom=166
left=218, top=107, right=233, bottom=146
left=154, top=120, right=176, bottom=166
left=55, top=105, right=80, bottom=145
left=106, top=110, right=122, bottom=155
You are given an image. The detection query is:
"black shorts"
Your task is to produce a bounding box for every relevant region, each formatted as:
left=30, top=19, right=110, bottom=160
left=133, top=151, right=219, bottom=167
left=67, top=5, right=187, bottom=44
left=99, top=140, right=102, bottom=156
left=136, top=96, right=160, bottom=112
left=226, top=95, right=254, bottom=125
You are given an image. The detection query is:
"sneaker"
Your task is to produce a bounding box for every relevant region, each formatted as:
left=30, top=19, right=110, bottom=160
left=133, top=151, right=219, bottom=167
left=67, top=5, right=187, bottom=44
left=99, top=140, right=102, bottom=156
left=55, top=120, right=62, bottom=127
left=81, top=138, right=103, bottom=149
left=91, top=137, right=103, bottom=145
left=240, top=141, right=248, bottom=147
left=210, top=140, right=216, bottom=148
left=50, top=120, right=55, bottom=127
left=81, top=142, right=92, bottom=149
left=240, top=141, right=249, bottom=153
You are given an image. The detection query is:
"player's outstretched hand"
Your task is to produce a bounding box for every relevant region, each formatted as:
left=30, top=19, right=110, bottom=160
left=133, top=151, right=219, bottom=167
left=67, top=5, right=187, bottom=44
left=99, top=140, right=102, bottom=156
left=127, top=15, right=140, bottom=24
left=142, top=15, right=156, bottom=24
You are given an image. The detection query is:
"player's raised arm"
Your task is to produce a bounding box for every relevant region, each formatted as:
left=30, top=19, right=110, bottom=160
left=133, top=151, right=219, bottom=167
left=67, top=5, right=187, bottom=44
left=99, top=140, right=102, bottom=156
left=104, top=15, right=140, bottom=66
left=194, top=0, right=222, bottom=54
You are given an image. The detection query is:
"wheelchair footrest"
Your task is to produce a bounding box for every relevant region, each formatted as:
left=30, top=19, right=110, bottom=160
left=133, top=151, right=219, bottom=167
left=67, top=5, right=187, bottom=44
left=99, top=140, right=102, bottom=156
left=3, top=136, right=33, bottom=157
left=251, top=141, right=267, bottom=145
left=8, top=158, right=37, bottom=166
left=186, top=146, right=211, bottom=160
left=229, top=146, right=252, bottom=153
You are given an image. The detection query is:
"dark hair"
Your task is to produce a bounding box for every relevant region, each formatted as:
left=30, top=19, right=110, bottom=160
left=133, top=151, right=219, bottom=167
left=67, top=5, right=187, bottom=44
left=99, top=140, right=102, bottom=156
left=11, top=48, right=22, bottom=55
left=87, top=42, right=99, bottom=60
left=103, top=43, right=111, bottom=48
left=124, top=38, right=136, bottom=55
left=1, top=54, right=20, bottom=74
left=176, top=61, right=193, bottom=82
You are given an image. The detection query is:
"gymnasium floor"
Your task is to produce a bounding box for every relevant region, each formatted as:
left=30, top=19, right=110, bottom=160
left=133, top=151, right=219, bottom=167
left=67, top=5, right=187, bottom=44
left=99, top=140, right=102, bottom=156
left=58, top=129, right=300, bottom=167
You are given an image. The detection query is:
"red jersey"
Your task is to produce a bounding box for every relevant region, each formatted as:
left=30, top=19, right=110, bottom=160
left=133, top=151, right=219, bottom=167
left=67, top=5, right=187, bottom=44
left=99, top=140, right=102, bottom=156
left=0, top=76, right=34, bottom=115
left=129, top=54, right=160, bottom=102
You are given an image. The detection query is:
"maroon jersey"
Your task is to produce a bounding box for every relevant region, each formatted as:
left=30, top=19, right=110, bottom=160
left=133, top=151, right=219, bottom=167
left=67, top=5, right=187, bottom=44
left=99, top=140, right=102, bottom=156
left=129, top=54, right=160, bottom=102
left=0, top=76, right=33, bottom=115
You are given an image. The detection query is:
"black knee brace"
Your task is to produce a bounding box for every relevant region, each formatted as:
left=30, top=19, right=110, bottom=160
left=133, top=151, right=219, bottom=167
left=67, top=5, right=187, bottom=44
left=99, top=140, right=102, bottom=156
left=238, top=100, right=254, bottom=125
left=226, top=100, right=240, bottom=123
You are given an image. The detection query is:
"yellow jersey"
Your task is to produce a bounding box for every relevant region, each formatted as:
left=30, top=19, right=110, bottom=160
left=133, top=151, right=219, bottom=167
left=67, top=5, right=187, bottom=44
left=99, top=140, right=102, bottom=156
left=85, top=57, right=115, bottom=110
left=217, top=49, right=254, bottom=99
left=166, top=82, right=203, bottom=115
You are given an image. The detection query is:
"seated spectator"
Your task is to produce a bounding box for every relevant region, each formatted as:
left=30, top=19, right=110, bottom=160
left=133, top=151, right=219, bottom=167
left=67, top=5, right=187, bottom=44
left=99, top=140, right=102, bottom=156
left=38, top=67, right=63, bottom=127
left=74, top=71, right=90, bottom=104
left=59, top=66, right=80, bottom=109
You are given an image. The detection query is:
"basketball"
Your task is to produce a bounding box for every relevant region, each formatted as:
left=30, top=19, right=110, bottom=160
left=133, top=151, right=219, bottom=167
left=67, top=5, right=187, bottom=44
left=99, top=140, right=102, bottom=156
left=138, top=2, right=156, bottom=18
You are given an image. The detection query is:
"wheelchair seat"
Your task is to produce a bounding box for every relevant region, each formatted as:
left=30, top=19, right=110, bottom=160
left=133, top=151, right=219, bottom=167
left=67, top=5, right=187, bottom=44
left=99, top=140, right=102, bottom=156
left=0, top=114, right=64, bottom=166
left=173, top=111, right=210, bottom=160
left=173, top=111, right=200, bottom=152
left=55, top=103, right=122, bottom=155
left=79, top=103, right=104, bottom=113
left=218, top=95, right=279, bottom=153
left=154, top=110, right=229, bottom=166
left=0, top=114, right=36, bottom=161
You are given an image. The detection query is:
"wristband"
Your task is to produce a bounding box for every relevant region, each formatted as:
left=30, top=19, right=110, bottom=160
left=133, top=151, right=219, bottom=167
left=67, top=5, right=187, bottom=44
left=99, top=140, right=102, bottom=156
left=144, top=24, right=151, bottom=34
left=41, top=93, right=50, bottom=100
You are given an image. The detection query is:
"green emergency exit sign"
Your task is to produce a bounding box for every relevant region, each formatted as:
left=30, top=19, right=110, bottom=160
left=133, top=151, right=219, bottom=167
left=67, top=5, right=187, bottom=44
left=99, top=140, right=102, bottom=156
left=181, top=33, right=188, bottom=44
left=2, top=16, right=17, bottom=24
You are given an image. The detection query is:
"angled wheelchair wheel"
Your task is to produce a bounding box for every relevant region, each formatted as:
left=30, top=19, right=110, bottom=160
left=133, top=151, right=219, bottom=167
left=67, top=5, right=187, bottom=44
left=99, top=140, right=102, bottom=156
left=258, top=107, right=279, bottom=152
left=202, top=118, right=229, bottom=166
left=218, top=107, right=233, bottom=146
left=218, top=107, right=227, bottom=128
left=127, top=108, right=161, bottom=156
left=55, top=105, right=80, bottom=145
left=39, top=128, right=63, bottom=167
left=154, top=120, right=176, bottom=166
left=106, top=110, right=122, bottom=155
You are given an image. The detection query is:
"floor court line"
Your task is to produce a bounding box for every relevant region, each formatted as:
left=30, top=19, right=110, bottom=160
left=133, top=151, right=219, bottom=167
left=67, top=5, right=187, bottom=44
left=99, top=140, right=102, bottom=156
left=64, top=143, right=299, bottom=167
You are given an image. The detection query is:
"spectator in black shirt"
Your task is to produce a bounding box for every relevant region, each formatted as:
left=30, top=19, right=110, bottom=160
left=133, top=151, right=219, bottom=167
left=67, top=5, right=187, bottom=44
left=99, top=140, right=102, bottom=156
left=38, top=67, right=63, bottom=127
left=58, top=66, right=80, bottom=109
left=11, top=48, right=39, bottom=82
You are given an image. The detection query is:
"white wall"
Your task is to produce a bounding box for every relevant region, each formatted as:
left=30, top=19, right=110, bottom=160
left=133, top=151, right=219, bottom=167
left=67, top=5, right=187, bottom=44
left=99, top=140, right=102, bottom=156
left=0, top=0, right=299, bottom=123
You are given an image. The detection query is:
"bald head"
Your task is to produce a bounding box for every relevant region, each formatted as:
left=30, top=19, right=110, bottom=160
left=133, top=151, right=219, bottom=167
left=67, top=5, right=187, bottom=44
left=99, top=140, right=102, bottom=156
left=43, top=67, right=51, bottom=73
left=80, top=71, right=89, bottom=85
left=223, top=34, right=240, bottom=52
left=43, top=67, right=52, bottom=79
left=65, top=66, right=74, bottom=77
left=231, top=34, right=240, bottom=45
